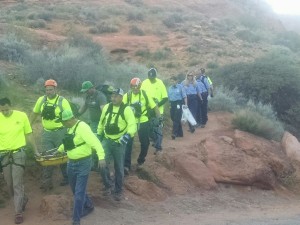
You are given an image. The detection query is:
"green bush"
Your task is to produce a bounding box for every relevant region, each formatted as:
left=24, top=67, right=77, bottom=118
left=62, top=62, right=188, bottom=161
left=163, top=13, right=183, bottom=29
left=95, top=22, right=119, bottom=33
left=135, top=49, right=150, bottom=58
left=21, top=35, right=147, bottom=92
left=28, top=19, right=46, bottom=28
left=209, top=86, right=246, bottom=112
left=0, top=34, right=30, bottom=62
left=232, top=109, right=284, bottom=141
left=124, top=0, right=144, bottom=7
left=213, top=50, right=300, bottom=134
left=152, top=47, right=171, bottom=60
left=274, top=31, right=300, bottom=52
left=129, top=25, right=145, bottom=36
left=127, top=11, right=144, bottom=21
left=37, top=11, right=54, bottom=21
left=235, top=30, right=261, bottom=43
left=207, top=62, right=219, bottom=69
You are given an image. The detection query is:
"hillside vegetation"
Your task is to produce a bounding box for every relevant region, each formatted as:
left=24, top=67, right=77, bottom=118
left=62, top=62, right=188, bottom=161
left=1, top=0, right=300, bottom=137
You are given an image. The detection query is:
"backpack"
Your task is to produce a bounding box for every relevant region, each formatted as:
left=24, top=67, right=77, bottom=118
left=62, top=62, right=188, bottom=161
left=62, top=121, right=85, bottom=151
left=40, top=95, right=63, bottom=120
left=39, top=95, right=79, bottom=118
left=104, top=102, right=127, bottom=135
left=126, top=90, right=149, bottom=118
left=96, top=84, right=114, bottom=103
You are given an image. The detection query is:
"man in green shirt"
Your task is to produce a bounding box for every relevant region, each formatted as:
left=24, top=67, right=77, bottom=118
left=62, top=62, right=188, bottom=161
left=141, top=68, right=168, bottom=153
left=31, top=79, right=71, bottom=190
left=97, top=88, right=137, bottom=201
left=56, top=109, right=105, bottom=225
left=123, top=78, right=161, bottom=174
left=0, top=97, right=39, bottom=224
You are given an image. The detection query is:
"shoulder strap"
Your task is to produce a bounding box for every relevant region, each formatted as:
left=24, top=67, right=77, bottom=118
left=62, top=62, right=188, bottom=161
left=38, top=95, right=48, bottom=111
left=72, top=121, right=81, bottom=134
left=57, top=96, right=64, bottom=112
left=200, top=76, right=208, bottom=91
left=141, top=90, right=149, bottom=107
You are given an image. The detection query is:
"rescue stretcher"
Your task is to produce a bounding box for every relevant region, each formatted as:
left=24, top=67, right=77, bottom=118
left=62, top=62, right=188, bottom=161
left=35, top=148, right=68, bottom=166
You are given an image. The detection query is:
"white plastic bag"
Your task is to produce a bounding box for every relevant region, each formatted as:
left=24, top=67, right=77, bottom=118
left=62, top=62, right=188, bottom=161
left=182, top=106, right=197, bottom=126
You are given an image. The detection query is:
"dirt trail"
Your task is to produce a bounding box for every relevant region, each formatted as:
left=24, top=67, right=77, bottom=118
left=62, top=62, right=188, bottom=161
left=1, top=112, right=300, bottom=225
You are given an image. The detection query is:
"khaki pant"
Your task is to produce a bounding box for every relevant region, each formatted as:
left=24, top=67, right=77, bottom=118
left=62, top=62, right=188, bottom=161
left=1, top=150, right=26, bottom=214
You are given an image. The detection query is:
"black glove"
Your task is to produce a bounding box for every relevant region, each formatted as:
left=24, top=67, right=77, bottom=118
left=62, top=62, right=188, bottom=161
left=120, top=134, right=131, bottom=145
left=210, top=93, right=214, bottom=98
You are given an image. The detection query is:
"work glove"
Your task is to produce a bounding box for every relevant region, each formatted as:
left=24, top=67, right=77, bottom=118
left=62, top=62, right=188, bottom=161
left=98, top=159, right=106, bottom=169
left=210, top=93, right=214, bottom=98
left=120, top=133, right=131, bottom=145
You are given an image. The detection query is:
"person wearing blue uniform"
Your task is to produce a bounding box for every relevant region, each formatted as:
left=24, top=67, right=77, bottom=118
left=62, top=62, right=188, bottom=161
left=168, top=76, right=187, bottom=139
left=196, top=68, right=211, bottom=127
left=181, top=71, right=203, bottom=133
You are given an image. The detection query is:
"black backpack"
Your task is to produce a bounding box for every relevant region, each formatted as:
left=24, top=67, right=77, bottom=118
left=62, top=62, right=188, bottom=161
left=104, top=103, right=127, bottom=135
left=126, top=90, right=149, bottom=118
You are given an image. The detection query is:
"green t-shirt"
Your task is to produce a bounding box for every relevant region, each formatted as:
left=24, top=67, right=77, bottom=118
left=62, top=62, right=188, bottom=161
left=33, top=95, right=71, bottom=130
left=141, top=78, right=168, bottom=114
left=123, top=91, right=156, bottom=123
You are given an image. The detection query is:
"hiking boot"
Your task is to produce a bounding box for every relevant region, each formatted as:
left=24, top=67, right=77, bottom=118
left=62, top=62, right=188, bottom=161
left=124, top=167, right=130, bottom=176
left=103, top=188, right=111, bottom=197
left=60, top=179, right=69, bottom=186
left=113, top=193, right=123, bottom=201
left=15, top=213, right=23, bottom=224
left=200, top=124, right=205, bottom=128
left=171, top=134, right=176, bottom=140
left=136, top=163, right=144, bottom=169
left=22, top=196, right=28, bottom=212
left=72, top=221, right=80, bottom=225
left=81, top=205, right=94, bottom=217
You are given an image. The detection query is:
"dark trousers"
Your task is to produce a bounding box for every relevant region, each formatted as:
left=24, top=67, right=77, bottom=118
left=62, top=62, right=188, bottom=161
left=100, top=138, right=125, bottom=194
left=125, top=121, right=150, bottom=169
left=187, top=95, right=198, bottom=130
left=170, top=101, right=183, bottom=137
left=200, top=92, right=208, bottom=125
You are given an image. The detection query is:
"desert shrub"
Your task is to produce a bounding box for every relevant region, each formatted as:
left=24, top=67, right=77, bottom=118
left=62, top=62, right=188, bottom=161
left=88, top=27, right=98, bottom=34
left=163, top=13, right=183, bottom=29
left=213, top=50, right=300, bottom=133
left=274, top=31, right=300, bottom=52
left=129, top=25, right=145, bottom=36
left=22, top=35, right=147, bottom=92
left=0, top=34, right=30, bottom=63
left=207, top=62, right=219, bottom=69
left=239, top=15, right=261, bottom=30
left=37, top=11, right=54, bottom=21
left=235, top=30, right=261, bottom=43
left=209, top=86, right=246, bottom=112
left=124, top=0, right=144, bottom=7
left=232, top=109, right=284, bottom=141
left=135, top=49, right=150, bottom=58
left=127, top=11, right=144, bottom=21
left=186, top=45, right=200, bottom=53
left=152, top=47, right=172, bottom=60
left=95, top=22, right=119, bottom=33
left=28, top=19, right=46, bottom=28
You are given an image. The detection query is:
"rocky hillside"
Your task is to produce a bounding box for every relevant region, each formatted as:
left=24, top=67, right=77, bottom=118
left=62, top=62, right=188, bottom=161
left=0, top=0, right=290, bottom=78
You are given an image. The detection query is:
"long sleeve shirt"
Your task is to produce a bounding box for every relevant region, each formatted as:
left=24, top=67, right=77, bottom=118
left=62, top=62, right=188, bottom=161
left=58, top=120, right=105, bottom=160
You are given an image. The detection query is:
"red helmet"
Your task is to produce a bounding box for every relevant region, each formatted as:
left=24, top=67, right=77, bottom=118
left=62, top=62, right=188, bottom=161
left=44, top=79, right=57, bottom=87
left=130, top=77, right=142, bottom=88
